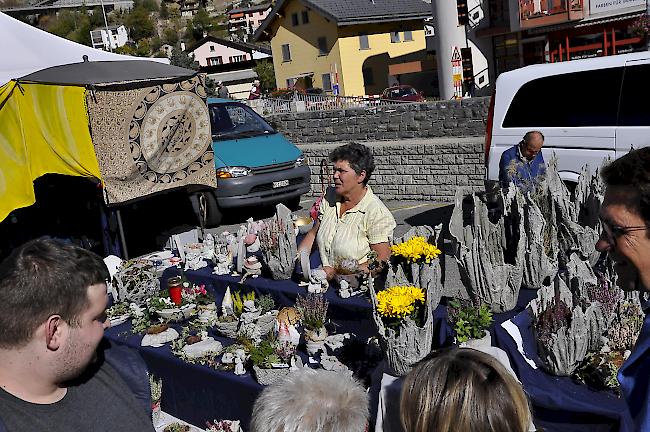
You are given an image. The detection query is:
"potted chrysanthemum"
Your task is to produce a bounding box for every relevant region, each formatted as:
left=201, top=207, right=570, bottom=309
left=369, top=269, right=437, bottom=376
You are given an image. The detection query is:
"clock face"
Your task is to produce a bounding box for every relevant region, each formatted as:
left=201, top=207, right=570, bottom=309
left=129, top=83, right=213, bottom=184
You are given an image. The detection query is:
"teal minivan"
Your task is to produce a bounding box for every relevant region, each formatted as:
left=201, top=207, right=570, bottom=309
left=195, top=98, right=310, bottom=225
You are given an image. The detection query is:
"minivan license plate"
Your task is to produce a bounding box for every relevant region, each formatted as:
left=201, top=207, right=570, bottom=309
left=273, top=180, right=289, bottom=188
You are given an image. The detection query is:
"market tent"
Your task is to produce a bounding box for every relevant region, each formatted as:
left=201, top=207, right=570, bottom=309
left=0, top=11, right=169, bottom=86
left=0, top=58, right=207, bottom=222
left=0, top=81, right=101, bottom=222
left=19, top=60, right=195, bottom=86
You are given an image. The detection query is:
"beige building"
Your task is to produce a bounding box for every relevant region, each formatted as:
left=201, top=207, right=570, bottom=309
left=253, top=0, right=434, bottom=97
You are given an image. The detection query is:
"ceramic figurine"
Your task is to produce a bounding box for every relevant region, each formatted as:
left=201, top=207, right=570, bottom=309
left=234, top=357, right=245, bottom=375
left=338, top=279, right=351, bottom=298
left=221, top=352, right=234, bottom=364
left=222, top=286, right=234, bottom=316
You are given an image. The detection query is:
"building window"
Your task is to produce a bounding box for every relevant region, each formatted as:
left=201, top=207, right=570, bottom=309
left=362, top=67, right=375, bottom=86
left=390, top=31, right=400, bottom=43
left=210, top=45, right=215, bottom=52
left=302, top=10, right=309, bottom=24
left=229, top=54, right=247, bottom=62
left=286, top=78, right=296, bottom=88
left=317, top=37, right=328, bottom=55
left=207, top=56, right=222, bottom=66
left=259, top=11, right=264, bottom=15
left=281, top=44, right=291, bottom=61
left=403, top=30, right=413, bottom=41
left=322, top=73, right=332, bottom=91
left=359, top=33, right=369, bottom=50
left=291, top=13, right=299, bottom=26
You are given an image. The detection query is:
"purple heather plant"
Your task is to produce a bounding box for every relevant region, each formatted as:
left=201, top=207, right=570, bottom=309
left=534, top=297, right=573, bottom=345
left=586, top=271, right=621, bottom=316
left=295, top=293, right=329, bottom=330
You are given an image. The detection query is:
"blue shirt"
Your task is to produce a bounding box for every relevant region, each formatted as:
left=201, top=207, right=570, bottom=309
left=619, top=306, right=650, bottom=431
left=498, top=144, right=546, bottom=191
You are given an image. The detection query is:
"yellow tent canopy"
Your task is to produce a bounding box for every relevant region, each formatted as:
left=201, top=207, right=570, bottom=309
left=0, top=81, right=101, bottom=222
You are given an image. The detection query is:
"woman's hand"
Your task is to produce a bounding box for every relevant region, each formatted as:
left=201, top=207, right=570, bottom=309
left=323, top=266, right=337, bottom=280
left=296, top=220, right=320, bottom=260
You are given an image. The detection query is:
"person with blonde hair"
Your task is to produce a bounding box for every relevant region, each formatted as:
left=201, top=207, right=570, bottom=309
left=400, top=347, right=532, bottom=432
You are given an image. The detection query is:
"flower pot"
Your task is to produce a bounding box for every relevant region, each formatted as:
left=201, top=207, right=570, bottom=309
left=252, top=365, right=291, bottom=386
left=214, top=319, right=240, bottom=338
left=460, top=331, right=492, bottom=349
left=305, top=326, right=328, bottom=355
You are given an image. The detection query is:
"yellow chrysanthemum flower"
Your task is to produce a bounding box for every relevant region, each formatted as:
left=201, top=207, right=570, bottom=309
left=376, top=285, right=425, bottom=319
left=391, top=236, right=441, bottom=264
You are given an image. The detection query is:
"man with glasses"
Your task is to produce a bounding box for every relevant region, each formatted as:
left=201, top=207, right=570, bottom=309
left=595, top=147, right=650, bottom=430
left=0, top=238, right=155, bottom=431
left=498, top=130, right=547, bottom=191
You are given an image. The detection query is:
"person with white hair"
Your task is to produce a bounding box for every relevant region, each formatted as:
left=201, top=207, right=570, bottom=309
left=250, top=368, right=369, bottom=432
left=217, top=80, right=230, bottom=99
left=249, top=79, right=261, bottom=100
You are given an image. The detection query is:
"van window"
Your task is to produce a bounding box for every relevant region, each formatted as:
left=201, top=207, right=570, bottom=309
left=209, top=102, right=275, bottom=140
left=502, top=67, right=623, bottom=128
left=619, top=64, right=650, bottom=126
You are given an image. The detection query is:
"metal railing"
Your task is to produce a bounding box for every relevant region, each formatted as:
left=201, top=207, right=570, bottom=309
left=243, top=91, right=412, bottom=115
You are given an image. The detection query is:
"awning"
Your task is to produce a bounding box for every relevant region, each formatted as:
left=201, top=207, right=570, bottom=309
left=207, top=68, right=258, bottom=82
left=389, top=61, right=423, bottom=76
left=287, top=72, right=314, bottom=80
left=575, top=11, right=645, bottom=28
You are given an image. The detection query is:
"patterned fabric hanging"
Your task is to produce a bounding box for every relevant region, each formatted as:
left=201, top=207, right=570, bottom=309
left=87, top=75, right=217, bottom=205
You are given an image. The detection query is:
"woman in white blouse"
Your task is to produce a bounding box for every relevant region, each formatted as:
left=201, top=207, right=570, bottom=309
left=298, top=143, right=396, bottom=280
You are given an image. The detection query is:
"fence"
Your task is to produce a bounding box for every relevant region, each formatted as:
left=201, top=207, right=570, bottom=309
left=243, top=91, right=411, bottom=115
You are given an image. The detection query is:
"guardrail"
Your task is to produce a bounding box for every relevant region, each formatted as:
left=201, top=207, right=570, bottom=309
left=243, top=91, right=411, bottom=115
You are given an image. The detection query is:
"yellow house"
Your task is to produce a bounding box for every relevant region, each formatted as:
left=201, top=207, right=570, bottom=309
left=253, top=0, right=434, bottom=97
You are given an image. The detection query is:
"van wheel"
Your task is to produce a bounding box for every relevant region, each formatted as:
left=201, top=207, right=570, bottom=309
left=198, top=192, right=222, bottom=227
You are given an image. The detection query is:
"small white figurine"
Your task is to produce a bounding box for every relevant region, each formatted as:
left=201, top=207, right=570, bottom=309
left=222, top=286, right=234, bottom=316
left=234, top=356, right=245, bottom=375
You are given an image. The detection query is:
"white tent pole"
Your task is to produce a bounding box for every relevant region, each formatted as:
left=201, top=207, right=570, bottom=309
left=99, top=0, right=113, bottom=53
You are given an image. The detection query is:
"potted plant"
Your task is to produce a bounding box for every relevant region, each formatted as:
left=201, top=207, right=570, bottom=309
left=214, top=290, right=255, bottom=338
left=149, top=375, right=163, bottom=427
left=249, top=337, right=292, bottom=385
left=295, top=293, right=329, bottom=355
left=369, top=269, right=437, bottom=376
left=447, top=299, right=494, bottom=347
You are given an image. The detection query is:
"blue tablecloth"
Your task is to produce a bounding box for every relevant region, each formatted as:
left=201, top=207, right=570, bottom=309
left=493, top=308, right=634, bottom=432
left=104, top=323, right=263, bottom=429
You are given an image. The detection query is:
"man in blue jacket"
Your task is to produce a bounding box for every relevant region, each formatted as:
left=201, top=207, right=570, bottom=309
left=498, top=131, right=546, bottom=191
left=596, top=147, right=650, bottom=431
left=0, top=238, right=154, bottom=432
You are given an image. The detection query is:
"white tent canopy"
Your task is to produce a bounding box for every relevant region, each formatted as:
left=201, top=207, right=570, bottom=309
left=0, top=12, right=169, bottom=85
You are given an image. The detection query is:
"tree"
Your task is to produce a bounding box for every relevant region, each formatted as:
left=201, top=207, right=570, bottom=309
left=170, top=47, right=199, bottom=70
left=160, top=2, right=169, bottom=19
left=253, top=59, right=276, bottom=93
left=162, top=27, right=179, bottom=46
left=185, top=7, right=213, bottom=42
left=126, top=7, right=156, bottom=42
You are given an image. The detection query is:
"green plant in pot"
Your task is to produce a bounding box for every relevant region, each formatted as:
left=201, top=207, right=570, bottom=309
left=447, top=299, right=493, bottom=346
left=295, top=293, right=329, bottom=355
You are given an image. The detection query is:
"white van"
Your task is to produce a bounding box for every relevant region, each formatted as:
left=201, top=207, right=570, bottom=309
left=485, top=51, right=650, bottom=186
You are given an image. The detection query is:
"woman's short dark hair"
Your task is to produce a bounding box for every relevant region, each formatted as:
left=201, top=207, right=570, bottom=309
left=0, top=238, right=109, bottom=348
left=400, top=347, right=531, bottom=432
left=601, top=147, right=650, bottom=224
left=329, top=142, right=375, bottom=185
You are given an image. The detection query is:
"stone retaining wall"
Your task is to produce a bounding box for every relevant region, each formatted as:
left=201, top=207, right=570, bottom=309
left=269, top=97, right=489, bottom=144
left=298, top=138, right=486, bottom=202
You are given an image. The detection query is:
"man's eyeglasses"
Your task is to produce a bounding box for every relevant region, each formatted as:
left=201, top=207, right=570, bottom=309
left=600, top=218, right=650, bottom=244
